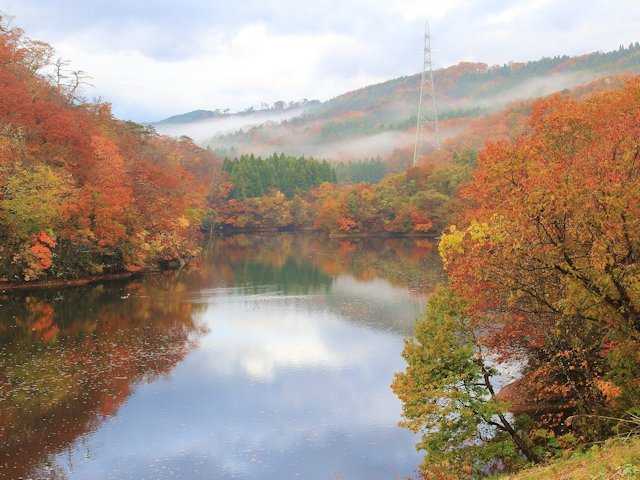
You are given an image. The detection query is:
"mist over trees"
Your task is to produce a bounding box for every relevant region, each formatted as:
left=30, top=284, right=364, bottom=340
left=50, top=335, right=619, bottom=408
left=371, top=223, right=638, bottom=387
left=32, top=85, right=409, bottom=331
left=205, top=43, right=640, bottom=169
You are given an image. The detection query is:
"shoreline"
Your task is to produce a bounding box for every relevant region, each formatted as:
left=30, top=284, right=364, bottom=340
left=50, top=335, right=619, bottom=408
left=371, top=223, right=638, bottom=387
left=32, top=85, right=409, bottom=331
left=213, top=229, right=438, bottom=239
left=0, top=232, right=436, bottom=291
left=0, top=271, right=143, bottom=292
left=328, top=232, right=438, bottom=239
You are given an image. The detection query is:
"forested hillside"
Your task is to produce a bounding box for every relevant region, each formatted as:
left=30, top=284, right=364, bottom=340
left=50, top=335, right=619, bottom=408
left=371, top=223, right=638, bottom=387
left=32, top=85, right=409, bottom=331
left=206, top=149, right=474, bottom=235
left=0, top=19, right=219, bottom=283
left=207, top=43, right=640, bottom=167
left=205, top=75, right=632, bottom=238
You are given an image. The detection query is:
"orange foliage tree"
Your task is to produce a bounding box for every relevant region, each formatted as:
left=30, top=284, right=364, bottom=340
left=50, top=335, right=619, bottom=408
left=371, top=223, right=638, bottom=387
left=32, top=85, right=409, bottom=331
left=0, top=20, right=219, bottom=281
left=439, top=78, right=640, bottom=439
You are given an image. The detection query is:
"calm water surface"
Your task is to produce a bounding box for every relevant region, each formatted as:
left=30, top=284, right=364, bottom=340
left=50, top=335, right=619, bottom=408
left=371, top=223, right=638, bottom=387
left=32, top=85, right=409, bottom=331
left=0, top=235, right=442, bottom=480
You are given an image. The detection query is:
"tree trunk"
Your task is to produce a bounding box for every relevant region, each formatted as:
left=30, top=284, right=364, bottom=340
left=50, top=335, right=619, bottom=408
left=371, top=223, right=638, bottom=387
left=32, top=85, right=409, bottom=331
left=480, top=361, right=541, bottom=464
left=497, top=412, right=541, bottom=464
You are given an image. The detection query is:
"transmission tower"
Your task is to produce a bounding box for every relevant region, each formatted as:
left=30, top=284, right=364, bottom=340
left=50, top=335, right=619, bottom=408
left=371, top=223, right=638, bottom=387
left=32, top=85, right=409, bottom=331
left=412, top=21, right=439, bottom=167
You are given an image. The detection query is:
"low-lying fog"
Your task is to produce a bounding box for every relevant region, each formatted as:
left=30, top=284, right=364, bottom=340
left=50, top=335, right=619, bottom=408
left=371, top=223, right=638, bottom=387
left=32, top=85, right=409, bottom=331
left=155, top=70, right=614, bottom=161
left=153, top=108, right=305, bottom=143
left=210, top=128, right=456, bottom=161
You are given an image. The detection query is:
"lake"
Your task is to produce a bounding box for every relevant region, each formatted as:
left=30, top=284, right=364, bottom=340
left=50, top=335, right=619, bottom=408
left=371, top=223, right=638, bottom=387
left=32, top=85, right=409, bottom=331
left=0, top=234, right=443, bottom=480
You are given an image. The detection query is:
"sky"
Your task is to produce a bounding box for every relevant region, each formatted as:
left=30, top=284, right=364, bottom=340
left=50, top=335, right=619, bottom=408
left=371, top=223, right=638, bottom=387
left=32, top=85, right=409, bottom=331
left=4, top=0, right=639, bottom=122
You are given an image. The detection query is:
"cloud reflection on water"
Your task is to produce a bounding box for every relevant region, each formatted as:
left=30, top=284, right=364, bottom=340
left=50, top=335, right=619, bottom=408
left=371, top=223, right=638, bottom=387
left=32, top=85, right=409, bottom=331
left=54, top=272, right=423, bottom=479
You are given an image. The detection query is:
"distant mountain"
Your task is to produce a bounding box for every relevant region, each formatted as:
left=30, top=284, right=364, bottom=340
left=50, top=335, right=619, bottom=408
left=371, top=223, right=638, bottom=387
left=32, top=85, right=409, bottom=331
left=156, top=109, right=226, bottom=124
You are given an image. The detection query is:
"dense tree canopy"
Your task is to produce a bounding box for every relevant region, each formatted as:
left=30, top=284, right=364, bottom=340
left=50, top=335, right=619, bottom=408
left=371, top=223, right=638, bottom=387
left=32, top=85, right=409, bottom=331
left=0, top=19, right=218, bottom=282
left=393, top=78, right=640, bottom=477
left=440, top=79, right=640, bottom=428
left=222, top=153, right=335, bottom=199
left=207, top=150, right=474, bottom=235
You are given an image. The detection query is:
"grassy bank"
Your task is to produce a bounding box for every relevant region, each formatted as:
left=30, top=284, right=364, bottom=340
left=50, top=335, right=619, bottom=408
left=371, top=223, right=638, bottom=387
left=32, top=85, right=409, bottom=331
left=497, top=438, right=640, bottom=480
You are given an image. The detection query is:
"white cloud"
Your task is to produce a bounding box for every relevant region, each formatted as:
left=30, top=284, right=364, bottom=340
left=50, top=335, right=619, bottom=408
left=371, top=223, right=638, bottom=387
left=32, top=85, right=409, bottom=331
left=4, top=0, right=640, bottom=121
left=387, top=0, right=471, bottom=21
left=484, top=0, right=554, bottom=26
left=51, top=22, right=382, bottom=121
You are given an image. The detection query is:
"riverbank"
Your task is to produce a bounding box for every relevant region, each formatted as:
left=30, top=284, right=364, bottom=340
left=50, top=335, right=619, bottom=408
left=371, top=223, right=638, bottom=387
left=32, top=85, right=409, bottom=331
left=0, top=271, right=142, bottom=291
left=0, top=232, right=439, bottom=291
left=328, top=232, right=438, bottom=239
left=211, top=229, right=438, bottom=239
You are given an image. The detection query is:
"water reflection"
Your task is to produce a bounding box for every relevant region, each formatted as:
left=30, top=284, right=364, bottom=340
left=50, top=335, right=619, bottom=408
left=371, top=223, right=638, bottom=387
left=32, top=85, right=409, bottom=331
left=0, top=234, right=442, bottom=480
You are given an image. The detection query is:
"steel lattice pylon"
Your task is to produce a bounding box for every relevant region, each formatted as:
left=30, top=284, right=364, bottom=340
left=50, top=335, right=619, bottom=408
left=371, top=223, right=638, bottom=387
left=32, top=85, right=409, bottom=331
left=413, top=21, right=439, bottom=167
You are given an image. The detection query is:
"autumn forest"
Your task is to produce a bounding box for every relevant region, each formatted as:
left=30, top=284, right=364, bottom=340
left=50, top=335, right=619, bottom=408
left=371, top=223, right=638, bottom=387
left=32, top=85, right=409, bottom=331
left=1, top=7, right=640, bottom=480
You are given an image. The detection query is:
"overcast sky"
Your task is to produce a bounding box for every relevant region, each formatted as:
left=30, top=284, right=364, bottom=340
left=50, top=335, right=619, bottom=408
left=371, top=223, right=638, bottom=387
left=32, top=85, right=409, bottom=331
left=4, top=1, right=639, bottom=122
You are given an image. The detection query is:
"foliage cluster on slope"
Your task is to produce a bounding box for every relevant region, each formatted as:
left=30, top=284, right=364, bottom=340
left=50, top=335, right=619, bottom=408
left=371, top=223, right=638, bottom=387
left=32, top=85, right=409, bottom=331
left=206, top=149, right=474, bottom=235
left=393, top=78, right=640, bottom=478
left=0, top=19, right=219, bottom=283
